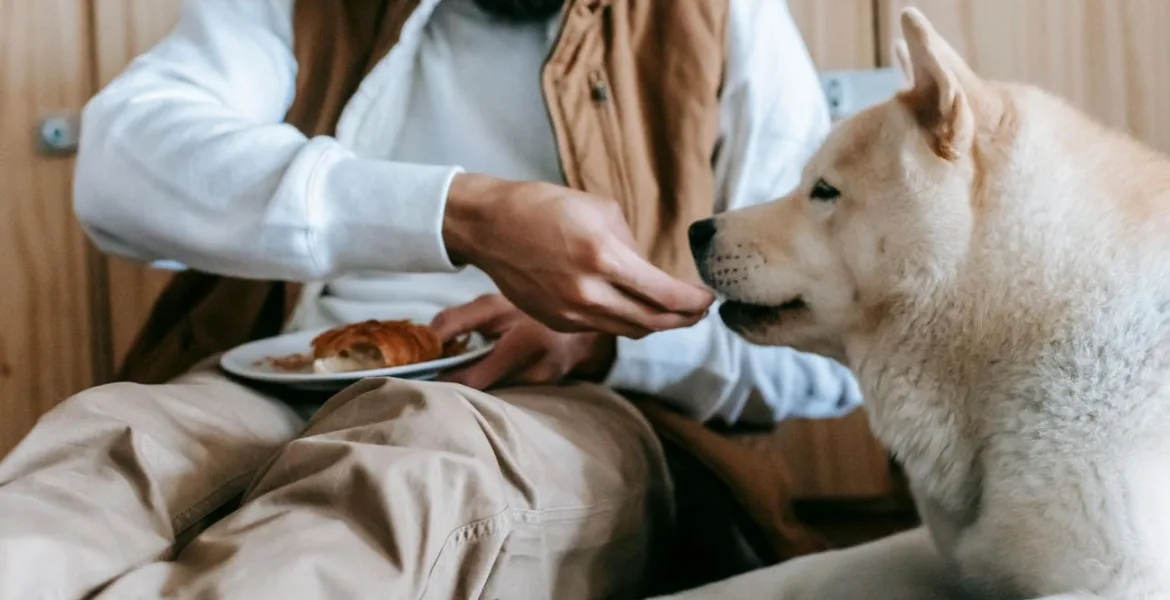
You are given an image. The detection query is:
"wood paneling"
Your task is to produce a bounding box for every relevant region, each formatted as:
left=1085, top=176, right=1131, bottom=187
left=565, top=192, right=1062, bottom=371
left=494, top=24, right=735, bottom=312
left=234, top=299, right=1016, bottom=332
left=878, top=0, right=1170, bottom=153
left=92, top=0, right=183, bottom=371
left=0, top=0, right=95, bottom=454
left=760, top=0, right=893, bottom=499
left=787, top=0, right=877, bottom=71
left=92, top=0, right=184, bottom=85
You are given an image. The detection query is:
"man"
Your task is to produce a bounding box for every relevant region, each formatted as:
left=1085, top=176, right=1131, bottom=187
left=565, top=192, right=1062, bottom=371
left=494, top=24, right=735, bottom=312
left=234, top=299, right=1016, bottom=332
left=0, top=0, right=860, bottom=598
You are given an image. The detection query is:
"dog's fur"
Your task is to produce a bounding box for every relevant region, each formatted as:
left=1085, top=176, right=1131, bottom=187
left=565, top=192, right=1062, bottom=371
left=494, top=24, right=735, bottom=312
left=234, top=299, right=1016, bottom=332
left=661, top=9, right=1170, bottom=600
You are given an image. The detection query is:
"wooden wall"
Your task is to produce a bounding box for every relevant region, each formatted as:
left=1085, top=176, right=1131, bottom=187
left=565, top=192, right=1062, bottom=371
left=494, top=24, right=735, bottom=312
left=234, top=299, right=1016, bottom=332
left=1, top=1, right=1167, bottom=501
left=878, top=0, right=1170, bottom=154
left=0, top=1, right=97, bottom=456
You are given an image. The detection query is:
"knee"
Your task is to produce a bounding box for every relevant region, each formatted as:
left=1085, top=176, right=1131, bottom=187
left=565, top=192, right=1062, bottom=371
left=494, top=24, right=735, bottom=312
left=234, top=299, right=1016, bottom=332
left=247, top=379, right=509, bottom=503
left=27, top=379, right=219, bottom=451
left=304, top=379, right=502, bottom=444
left=293, top=380, right=669, bottom=502
left=0, top=383, right=156, bottom=482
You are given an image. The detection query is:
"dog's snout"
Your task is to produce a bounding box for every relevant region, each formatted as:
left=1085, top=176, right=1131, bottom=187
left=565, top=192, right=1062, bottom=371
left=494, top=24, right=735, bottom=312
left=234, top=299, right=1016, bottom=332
left=688, top=218, right=717, bottom=257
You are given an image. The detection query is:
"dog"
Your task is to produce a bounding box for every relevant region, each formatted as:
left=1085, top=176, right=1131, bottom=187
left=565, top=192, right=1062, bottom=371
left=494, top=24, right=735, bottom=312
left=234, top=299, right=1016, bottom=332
left=659, top=8, right=1170, bottom=600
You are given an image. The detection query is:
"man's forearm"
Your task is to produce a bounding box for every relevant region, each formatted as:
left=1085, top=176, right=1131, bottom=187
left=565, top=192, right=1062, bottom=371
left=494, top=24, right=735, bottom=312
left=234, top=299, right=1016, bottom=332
left=77, top=92, right=463, bottom=281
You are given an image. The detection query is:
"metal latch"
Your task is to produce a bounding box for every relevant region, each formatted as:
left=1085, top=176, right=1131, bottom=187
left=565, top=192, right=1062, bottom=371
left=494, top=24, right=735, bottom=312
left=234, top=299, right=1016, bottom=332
left=37, top=113, right=80, bottom=156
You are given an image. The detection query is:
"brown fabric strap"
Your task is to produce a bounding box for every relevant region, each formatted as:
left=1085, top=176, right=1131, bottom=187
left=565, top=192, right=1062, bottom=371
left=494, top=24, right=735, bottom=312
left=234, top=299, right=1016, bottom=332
left=117, top=272, right=287, bottom=384
left=285, top=0, right=421, bottom=138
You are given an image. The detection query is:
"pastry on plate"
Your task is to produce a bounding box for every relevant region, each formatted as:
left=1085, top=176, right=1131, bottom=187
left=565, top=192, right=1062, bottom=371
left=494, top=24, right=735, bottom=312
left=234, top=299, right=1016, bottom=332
left=258, top=319, right=471, bottom=374
left=309, top=319, right=466, bottom=374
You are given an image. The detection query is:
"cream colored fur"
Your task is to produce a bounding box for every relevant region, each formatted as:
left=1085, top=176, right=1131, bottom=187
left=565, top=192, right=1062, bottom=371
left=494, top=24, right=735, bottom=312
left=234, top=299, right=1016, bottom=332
left=656, top=8, right=1170, bottom=600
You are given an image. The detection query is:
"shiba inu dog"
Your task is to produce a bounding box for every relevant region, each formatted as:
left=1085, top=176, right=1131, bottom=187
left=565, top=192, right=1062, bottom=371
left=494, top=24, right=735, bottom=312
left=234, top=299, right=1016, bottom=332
left=666, top=8, right=1170, bottom=600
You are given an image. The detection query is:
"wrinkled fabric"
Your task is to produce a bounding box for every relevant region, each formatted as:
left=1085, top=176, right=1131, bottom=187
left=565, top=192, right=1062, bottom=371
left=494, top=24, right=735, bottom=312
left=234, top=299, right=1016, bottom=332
left=0, top=368, right=671, bottom=599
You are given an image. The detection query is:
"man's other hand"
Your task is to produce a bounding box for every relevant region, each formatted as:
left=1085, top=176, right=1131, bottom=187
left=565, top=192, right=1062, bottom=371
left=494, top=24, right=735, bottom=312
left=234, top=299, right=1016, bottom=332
left=442, top=173, right=712, bottom=339
left=430, top=294, right=616, bottom=390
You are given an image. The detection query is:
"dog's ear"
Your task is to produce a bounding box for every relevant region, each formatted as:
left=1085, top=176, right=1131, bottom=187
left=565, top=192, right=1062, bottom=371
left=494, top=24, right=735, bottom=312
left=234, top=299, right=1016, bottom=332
left=898, top=8, right=978, bottom=160
left=893, top=40, right=912, bottom=86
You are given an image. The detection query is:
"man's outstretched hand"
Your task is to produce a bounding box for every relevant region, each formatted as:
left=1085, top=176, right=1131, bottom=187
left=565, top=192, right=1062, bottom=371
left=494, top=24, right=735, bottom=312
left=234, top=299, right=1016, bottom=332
left=430, top=294, right=615, bottom=390
left=442, top=173, right=713, bottom=339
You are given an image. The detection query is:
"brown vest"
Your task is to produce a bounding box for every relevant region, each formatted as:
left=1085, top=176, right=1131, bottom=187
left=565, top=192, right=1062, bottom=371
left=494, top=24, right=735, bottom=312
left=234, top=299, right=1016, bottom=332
left=117, top=0, right=826, bottom=565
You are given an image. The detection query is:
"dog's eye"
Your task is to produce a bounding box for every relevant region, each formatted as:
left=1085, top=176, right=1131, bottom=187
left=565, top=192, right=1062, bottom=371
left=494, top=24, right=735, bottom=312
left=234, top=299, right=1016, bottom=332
left=810, top=179, right=840, bottom=202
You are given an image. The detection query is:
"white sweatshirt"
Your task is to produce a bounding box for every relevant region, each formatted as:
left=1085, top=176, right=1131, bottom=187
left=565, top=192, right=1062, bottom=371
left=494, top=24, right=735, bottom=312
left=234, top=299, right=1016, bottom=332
left=74, top=0, right=863, bottom=425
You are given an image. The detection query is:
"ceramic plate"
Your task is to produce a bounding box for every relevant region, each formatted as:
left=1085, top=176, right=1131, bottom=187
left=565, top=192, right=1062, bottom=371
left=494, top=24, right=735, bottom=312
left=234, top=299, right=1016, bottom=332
left=220, top=326, right=493, bottom=391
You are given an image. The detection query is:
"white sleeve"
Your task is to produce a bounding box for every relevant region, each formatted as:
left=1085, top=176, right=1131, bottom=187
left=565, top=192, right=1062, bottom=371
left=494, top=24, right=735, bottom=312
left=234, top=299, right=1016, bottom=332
left=74, top=0, right=460, bottom=281
left=604, top=0, right=863, bottom=425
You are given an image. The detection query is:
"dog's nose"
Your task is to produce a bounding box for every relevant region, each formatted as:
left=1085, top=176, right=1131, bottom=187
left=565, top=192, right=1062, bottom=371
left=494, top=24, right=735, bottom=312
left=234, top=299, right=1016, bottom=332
left=688, top=219, right=717, bottom=255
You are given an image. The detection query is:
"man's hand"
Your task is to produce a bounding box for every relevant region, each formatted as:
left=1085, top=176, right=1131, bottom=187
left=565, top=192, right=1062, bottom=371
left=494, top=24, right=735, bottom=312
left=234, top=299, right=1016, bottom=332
left=430, top=294, right=616, bottom=390
left=442, top=173, right=713, bottom=339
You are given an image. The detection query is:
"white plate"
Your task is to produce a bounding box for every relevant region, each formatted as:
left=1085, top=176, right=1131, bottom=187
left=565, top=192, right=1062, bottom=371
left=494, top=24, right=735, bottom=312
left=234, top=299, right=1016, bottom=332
left=220, top=327, right=493, bottom=391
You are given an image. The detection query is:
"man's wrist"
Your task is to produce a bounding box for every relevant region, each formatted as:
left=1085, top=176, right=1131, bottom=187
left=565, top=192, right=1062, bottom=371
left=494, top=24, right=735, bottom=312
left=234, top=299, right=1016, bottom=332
left=443, top=172, right=503, bottom=266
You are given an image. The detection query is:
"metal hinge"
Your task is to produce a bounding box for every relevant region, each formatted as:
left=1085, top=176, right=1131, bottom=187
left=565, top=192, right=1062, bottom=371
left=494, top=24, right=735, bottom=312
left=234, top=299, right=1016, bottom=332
left=37, top=113, right=80, bottom=156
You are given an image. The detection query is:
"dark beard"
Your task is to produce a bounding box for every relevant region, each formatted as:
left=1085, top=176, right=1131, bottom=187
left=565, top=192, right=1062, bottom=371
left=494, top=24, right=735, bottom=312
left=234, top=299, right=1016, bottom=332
left=470, top=0, right=566, bottom=22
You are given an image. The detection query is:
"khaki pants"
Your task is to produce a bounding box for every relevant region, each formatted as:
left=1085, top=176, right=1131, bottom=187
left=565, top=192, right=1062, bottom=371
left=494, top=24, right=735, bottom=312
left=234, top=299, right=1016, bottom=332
left=0, top=367, right=672, bottom=600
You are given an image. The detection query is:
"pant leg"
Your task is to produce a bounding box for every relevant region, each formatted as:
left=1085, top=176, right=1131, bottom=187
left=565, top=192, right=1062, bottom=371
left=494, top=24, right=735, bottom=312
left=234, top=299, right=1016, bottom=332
left=99, top=378, right=674, bottom=600
left=0, top=367, right=305, bottom=600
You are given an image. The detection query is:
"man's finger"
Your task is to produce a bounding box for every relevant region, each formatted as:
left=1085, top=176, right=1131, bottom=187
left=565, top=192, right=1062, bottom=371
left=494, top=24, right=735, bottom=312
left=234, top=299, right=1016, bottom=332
left=430, top=294, right=515, bottom=341
left=573, top=279, right=697, bottom=337
left=519, top=297, right=650, bottom=339
left=592, top=304, right=706, bottom=334
left=583, top=313, right=654, bottom=339
left=605, top=245, right=714, bottom=315
left=439, top=329, right=541, bottom=390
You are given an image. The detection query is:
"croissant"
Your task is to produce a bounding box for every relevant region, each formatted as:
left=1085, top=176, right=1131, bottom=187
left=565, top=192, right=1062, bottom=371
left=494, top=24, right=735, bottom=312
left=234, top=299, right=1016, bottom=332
left=310, top=319, right=447, bottom=373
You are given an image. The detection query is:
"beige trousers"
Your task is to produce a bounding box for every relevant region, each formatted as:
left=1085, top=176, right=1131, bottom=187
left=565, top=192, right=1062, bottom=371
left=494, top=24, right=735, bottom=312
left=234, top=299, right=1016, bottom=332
left=0, top=367, right=672, bottom=600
